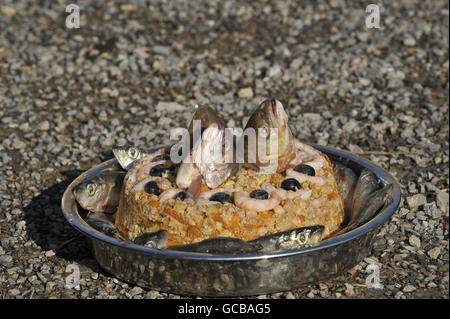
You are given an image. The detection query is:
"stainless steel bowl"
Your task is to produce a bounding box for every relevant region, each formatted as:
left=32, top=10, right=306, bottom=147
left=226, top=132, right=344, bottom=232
left=61, top=144, right=401, bottom=296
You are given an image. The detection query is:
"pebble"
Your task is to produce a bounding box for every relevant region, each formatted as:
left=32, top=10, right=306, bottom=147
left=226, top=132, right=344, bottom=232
left=156, top=102, right=184, bottom=113
left=0, top=6, right=16, bottom=17
left=409, top=235, right=421, bottom=249
left=129, top=286, right=143, bottom=297
left=12, top=139, right=27, bottom=149
left=436, top=191, right=449, bottom=215
left=427, top=247, right=441, bottom=259
left=407, top=194, right=427, bottom=209
left=0, top=255, right=13, bottom=267
left=45, top=250, right=55, bottom=257
left=403, top=285, right=416, bottom=293
left=38, top=121, right=50, bottom=131
left=237, top=88, right=253, bottom=98
left=344, top=283, right=355, bottom=297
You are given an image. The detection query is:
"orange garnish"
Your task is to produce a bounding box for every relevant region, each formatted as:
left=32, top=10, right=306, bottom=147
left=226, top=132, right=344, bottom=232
left=187, top=226, right=202, bottom=238
left=148, top=200, right=159, bottom=208
left=163, top=208, right=184, bottom=224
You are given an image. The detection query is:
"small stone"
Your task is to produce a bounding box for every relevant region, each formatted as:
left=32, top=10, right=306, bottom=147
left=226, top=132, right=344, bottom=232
left=427, top=247, right=440, bottom=259
left=0, top=6, right=16, bottom=17
left=407, top=194, right=427, bottom=209
left=318, top=283, right=328, bottom=290
left=238, top=87, right=253, bottom=98
left=129, top=286, right=143, bottom=296
left=39, top=121, right=50, bottom=131
left=268, top=64, right=281, bottom=78
left=285, top=292, right=295, bottom=299
left=9, top=289, right=20, bottom=296
left=436, top=191, right=449, bottom=215
left=45, top=250, right=55, bottom=257
left=0, top=255, right=12, bottom=267
left=403, top=285, right=416, bottom=293
left=120, top=4, right=135, bottom=13
left=359, top=78, right=370, bottom=86
left=153, top=45, right=170, bottom=56
left=404, top=35, right=416, bottom=47
left=344, top=283, right=354, bottom=296
left=409, top=235, right=421, bottom=249
left=156, top=101, right=184, bottom=113
left=12, top=139, right=27, bottom=149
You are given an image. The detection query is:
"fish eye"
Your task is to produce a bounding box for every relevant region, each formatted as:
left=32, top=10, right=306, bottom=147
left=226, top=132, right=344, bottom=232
left=87, top=183, right=96, bottom=196
left=128, top=147, right=138, bottom=158
left=298, top=233, right=307, bottom=244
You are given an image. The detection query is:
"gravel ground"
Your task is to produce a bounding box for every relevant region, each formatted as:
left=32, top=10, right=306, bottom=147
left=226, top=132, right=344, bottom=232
left=0, top=0, right=448, bottom=299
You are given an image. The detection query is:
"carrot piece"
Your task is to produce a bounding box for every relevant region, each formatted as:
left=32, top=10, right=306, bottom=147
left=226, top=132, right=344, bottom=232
left=201, top=184, right=209, bottom=193
left=166, top=240, right=181, bottom=247
left=163, top=207, right=184, bottom=224
left=211, top=214, right=226, bottom=225
left=148, top=200, right=159, bottom=208
left=187, top=226, right=202, bottom=238
left=244, top=222, right=264, bottom=229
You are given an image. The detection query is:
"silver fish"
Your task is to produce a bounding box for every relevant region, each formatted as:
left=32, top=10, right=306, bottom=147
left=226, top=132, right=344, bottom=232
left=133, top=230, right=168, bottom=249
left=170, top=237, right=263, bottom=255
left=85, top=217, right=129, bottom=241
left=249, top=225, right=324, bottom=252
left=350, top=168, right=379, bottom=224
left=349, top=183, right=393, bottom=230
left=112, top=146, right=147, bottom=170
left=73, top=171, right=125, bottom=213
left=333, top=162, right=358, bottom=222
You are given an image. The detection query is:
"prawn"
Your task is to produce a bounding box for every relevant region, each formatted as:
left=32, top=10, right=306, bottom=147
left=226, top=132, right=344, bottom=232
left=285, top=168, right=327, bottom=186
left=261, top=182, right=312, bottom=201
left=234, top=190, right=281, bottom=212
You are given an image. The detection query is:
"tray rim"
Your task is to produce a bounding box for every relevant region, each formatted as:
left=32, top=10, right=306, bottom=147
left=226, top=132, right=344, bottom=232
left=61, top=144, right=401, bottom=261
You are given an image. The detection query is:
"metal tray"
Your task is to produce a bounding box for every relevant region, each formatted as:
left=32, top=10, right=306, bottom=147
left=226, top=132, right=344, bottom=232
left=61, top=144, right=401, bottom=296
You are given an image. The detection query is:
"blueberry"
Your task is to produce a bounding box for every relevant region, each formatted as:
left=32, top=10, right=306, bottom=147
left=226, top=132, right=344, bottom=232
left=144, top=181, right=161, bottom=195
left=209, top=192, right=233, bottom=204
left=281, top=178, right=301, bottom=191
left=250, top=189, right=269, bottom=200
left=175, top=191, right=190, bottom=201
left=150, top=164, right=175, bottom=177
left=152, top=154, right=171, bottom=162
left=294, top=164, right=315, bottom=176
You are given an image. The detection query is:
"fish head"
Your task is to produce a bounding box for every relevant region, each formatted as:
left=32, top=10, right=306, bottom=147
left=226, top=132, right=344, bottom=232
left=244, top=99, right=295, bottom=172
left=293, top=225, right=324, bottom=246
left=188, top=106, right=225, bottom=135
left=113, top=146, right=144, bottom=170
left=72, top=172, right=124, bottom=213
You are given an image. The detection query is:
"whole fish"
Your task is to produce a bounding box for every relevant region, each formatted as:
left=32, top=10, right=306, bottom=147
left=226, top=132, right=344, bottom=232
left=249, top=225, right=324, bottom=252
left=241, top=99, right=296, bottom=173
left=133, top=230, right=168, bottom=249
left=349, top=183, right=393, bottom=230
left=85, top=217, right=129, bottom=241
left=333, top=162, right=358, bottom=222
left=350, top=168, right=379, bottom=224
left=170, top=237, right=263, bottom=255
left=112, top=146, right=147, bottom=170
left=72, top=171, right=125, bottom=213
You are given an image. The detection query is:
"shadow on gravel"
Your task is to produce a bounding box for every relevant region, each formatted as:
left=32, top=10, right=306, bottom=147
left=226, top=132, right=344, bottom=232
left=22, top=170, right=109, bottom=275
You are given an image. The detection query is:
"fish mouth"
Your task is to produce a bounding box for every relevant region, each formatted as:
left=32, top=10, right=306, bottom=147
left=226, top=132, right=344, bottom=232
left=309, top=225, right=325, bottom=243
left=270, top=99, right=288, bottom=127
left=271, top=99, right=278, bottom=118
